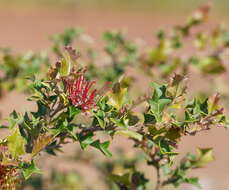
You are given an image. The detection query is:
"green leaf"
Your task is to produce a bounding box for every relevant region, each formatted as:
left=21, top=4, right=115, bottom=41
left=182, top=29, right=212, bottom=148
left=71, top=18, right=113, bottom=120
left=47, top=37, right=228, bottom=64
left=165, top=127, right=182, bottom=142
left=93, top=110, right=106, bottom=129
left=147, top=39, right=171, bottom=65
left=94, top=116, right=106, bottom=129
left=149, top=98, right=172, bottom=122
left=144, top=113, right=156, bottom=125
left=59, top=53, right=71, bottom=76
left=22, top=160, right=41, bottom=180
left=110, top=118, right=127, bottom=129
left=107, top=82, right=128, bottom=110
left=110, top=173, right=131, bottom=187
left=132, top=171, right=149, bottom=190
left=8, top=111, right=23, bottom=128
left=126, top=112, right=142, bottom=126
left=185, top=177, right=201, bottom=188
left=68, top=106, right=81, bottom=118
left=51, top=119, right=78, bottom=141
left=115, top=130, right=143, bottom=141
left=32, top=101, right=49, bottom=118
left=7, top=127, right=26, bottom=159
left=148, top=125, right=167, bottom=137
left=160, top=58, right=181, bottom=76
left=195, top=56, right=226, bottom=74
left=77, top=133, right=94, bottom=149
left=162, top=164, right=172, bottom=176
left=159, top=140, right=178, bottom=156
left=91, top=140, right=112, bottom=157
left=149, top=83, right=172, bottom=121
left=191, top=148, right=214, bottom=168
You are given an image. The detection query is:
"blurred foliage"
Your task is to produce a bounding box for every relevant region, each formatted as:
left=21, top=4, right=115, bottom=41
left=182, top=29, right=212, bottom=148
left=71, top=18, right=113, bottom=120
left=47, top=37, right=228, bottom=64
left=0, top=49, right=50, bottom=96
left=50, top=28, right=83, bottom=57
left=21, top=170, right=84, bottom=190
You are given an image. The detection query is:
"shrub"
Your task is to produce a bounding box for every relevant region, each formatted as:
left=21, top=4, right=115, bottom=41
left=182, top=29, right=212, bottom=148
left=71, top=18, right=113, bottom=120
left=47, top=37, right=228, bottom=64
left=0, top=4, right=229, bottom=190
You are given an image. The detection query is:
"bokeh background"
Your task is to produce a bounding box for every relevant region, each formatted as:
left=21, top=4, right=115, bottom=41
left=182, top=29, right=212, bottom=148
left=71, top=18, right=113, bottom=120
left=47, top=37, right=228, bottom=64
left=1, top=0, right=229, bottom=190
left=1, top=0, right=229, bottom=52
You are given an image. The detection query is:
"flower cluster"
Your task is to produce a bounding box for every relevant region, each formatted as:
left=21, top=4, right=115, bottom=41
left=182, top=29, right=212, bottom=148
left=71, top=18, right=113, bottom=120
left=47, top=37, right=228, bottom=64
left=64, top=74, right=97, bottom=111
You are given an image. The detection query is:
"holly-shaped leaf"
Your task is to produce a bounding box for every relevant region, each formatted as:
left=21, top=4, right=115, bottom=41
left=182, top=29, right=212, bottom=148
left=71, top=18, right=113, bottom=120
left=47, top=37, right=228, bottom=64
left=68, top=105, right=81, bottom=118
left=91, top=140, right=112, bottom=157
left=185, top=177, right=201, bottom=188
left=22, top=160, right=41, bottom=180
left=149, top=83, right=172, bottom=122
left=107, top=82, right=128, bottom=110
left=191, top=148, right=214, bottom=168
left=93, top=110, right=106, bottom=129
left=77, top=132, right=94, bottom=149
left=125, top=112, right=144, bottom=126
left=7, top=127, right=26, bottom=159
left=59, top=53, right=71, bottom=76
left=159, top=140, right=178, bottom=156
left=8, top=111, right=23, bottom=128
left=110, top=173, right=131, bottom=188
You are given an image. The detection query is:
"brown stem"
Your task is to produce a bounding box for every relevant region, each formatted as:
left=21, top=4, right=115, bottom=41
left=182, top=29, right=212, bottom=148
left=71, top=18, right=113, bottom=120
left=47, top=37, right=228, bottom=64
left=50, top=104, right=66, bottom=118
left=155, top=165, right=161, bottom=190
left=80, top=124, right=115, bottom=134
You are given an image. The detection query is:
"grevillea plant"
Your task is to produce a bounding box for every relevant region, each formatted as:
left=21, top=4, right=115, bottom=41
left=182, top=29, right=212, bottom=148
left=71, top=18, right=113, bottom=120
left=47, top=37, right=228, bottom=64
left=0, top=45, right=228, bottom=190
left=0, top=4, right=229, bottom=190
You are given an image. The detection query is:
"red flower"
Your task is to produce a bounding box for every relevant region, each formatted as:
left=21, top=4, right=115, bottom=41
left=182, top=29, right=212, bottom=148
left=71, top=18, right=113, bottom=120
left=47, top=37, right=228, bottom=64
left=64, top=75, right=97, bottom=111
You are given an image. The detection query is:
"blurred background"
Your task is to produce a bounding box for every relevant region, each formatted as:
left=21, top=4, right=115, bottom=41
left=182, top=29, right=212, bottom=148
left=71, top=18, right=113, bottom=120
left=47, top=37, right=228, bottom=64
left=0, top=0, right=228, bottom=52
left=1, top=0, right=229, bottom=190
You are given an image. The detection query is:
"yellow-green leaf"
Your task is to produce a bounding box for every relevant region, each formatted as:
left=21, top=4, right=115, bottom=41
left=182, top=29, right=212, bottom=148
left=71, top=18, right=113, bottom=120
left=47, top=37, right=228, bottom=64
left=7, top=127, right=26, bottom=159
left=198, top=57, right=225, bottom=74
left=208, top=93, right=220, bottom=113
left=60, top=93, right=69, bottom=106
left=22, top=160, right=41, bottom=180
left=115, top=130, right=143, bottom=141
left=107, top=82, right=128, bottom=110
left=192, top=148, right=214, bottom=168
left=59, top=53, right=71, bottom=76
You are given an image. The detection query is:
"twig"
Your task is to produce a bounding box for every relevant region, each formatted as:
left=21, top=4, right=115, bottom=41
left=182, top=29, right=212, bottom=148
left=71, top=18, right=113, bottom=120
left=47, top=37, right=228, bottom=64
left=155, top=165, right=161, bottom=190
left=50, top=104, right=66, bottom=118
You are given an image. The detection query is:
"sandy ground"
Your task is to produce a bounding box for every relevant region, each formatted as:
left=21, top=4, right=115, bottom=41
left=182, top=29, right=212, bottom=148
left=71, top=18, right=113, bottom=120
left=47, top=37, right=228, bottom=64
left=0, top=7, right=229, bottom=190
